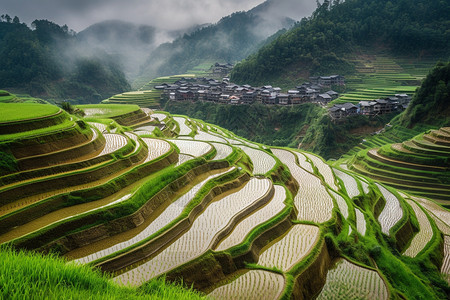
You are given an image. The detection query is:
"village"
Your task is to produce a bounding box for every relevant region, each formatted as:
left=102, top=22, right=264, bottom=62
left=155, top=72, right=411, bottom=121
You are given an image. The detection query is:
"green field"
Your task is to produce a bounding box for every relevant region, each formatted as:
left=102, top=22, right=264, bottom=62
left=331, top=53, right=435, bottom=106
left=0, top=103, right=448, bottom=299
left=77, top=104, right=141, bottom=119
left=345, top=128, right=450, bottom=206
left=0, top=103, right=60, bottom=122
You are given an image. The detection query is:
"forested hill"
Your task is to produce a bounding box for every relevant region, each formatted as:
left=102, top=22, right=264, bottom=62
left=230, top=0, right=450, bottom=85
left=137, top=0, right=307, bottom=82
left=397, top=61, right=450, bottom=128
left=0, top=16, right=130, bottom=102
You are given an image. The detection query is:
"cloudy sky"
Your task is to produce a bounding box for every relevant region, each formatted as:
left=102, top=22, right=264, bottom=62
left=1, top=0, right=281, bottom=32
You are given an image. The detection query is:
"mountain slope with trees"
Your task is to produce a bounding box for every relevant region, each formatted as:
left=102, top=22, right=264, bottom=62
left=230, top=0, right=450, bottom=85
left=0, top=16, right=130, bottom=102
left=137, top=0, right=308, bottom=83
left=397, top=61, right=450, bottom=128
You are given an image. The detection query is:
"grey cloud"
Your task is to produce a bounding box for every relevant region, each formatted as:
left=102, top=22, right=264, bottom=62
left=1, top=0, right=317, bottom=32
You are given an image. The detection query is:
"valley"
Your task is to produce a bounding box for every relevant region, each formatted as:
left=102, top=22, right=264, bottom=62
left=0, top=0, right=449, bottom=299
left=0, top=100, right=448, bottom=299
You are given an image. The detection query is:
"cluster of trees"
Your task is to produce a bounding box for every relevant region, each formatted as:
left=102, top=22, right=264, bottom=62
left=139, top=10, right=293, bottom=79
left=0, top=15, right=130, bottom=102
left=164, top=101, right=323, bottom=148
left=399, top=61, right=450, bottom=128
left=231, top=0, right=450, bottom=85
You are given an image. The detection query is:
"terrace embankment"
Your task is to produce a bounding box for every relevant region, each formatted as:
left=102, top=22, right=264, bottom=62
left=111, top=108, right=152, bottom=127
left=0, top=147, right=177, bottom=238
left=0, top=108, right=66, bottom=135
left=6, top=121, right=92, bottom=159
left=15, top=128, right=105, bottom=171
left=8, top=158, right=235, bottom=254
left=349, top=127, right=450, bottom=206
left=163, top=208, right=297, bottom=290
left=393, top=209, right=418, bottom=253
left=291, top=238, right=337, bottom=300
left=0, top=132, right=107, bottom=186
left=0, top=136, right=144, bottom=205
left=97, top=170, right=250, bottom=273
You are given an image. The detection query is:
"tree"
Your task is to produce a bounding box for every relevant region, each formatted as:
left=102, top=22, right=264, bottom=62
left=1, top=14, right=11, bottom=23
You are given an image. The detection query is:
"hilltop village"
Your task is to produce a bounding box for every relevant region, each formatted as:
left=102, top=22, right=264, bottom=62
left=155, top=74, right=412, bottom=120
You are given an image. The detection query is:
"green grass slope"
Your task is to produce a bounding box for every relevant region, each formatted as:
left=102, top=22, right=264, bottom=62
left=0, top=103, right=448, bottom=299
left=0, top=247, right=204, bottom=300
left=347, top=128, right=450, bottom=206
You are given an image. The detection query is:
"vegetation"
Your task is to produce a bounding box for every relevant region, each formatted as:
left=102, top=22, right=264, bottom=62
left=137, top=4, right=294, bottom=83
left=231, top=0, right=450, bottom=85
left=164, top=101, right=323, bottom=148
left=0, top=102, right=448, bottom=299
left=0, top=246, right=204, bottom=299
left=398, top=61, right=450, bottom=128
left=0, top=102, right=60, bottom=122
left=0, top=17, right=130, bottom=102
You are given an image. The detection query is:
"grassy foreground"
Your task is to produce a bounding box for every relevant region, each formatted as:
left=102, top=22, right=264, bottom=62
left=0, top=247, right=204, bottom=300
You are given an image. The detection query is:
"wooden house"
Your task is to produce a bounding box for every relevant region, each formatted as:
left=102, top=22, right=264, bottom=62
left=277, top=93, right=290, bottom=105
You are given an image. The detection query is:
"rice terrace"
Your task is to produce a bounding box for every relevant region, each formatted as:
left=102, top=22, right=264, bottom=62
left=0, top=0, right=450, bottom=299
left=0, top=98, right=448, bottom=299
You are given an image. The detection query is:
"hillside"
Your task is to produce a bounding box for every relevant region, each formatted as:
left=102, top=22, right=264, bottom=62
left=163, top=101, right=324, bottom=147
left=230, top=0, right=450, bottom=85
left=0, top=246, right=203, bottom=299
left=78, top=20, right=203, bottom=80
left=334, top=61, right=450, bottom=165
left=136, top=0, right=312, bottom=85
left=0, top=17, right=130, bottom=102
left=0, top=102, right=448, bottom=299
left=398, top=61, right=450, bottom=128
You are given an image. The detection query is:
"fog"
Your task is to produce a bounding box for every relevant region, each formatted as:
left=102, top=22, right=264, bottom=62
left=2, top=0, right=269, bottom=32
left=2, top=0, right=318, bottom=81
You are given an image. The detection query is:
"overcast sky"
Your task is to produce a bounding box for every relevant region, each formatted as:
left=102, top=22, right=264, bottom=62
left=2, top=0, right=317, bottom=32
left=1, top=0, right=278, bottom=32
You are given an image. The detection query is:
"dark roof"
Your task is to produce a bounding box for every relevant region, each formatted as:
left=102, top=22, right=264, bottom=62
left=375, top=99, right=388, bottom=104
left=326, top=90, right=339, bottom=95
left=335, top=103, right=357, bottom=110
left=329, top=107, right=342, bottom=112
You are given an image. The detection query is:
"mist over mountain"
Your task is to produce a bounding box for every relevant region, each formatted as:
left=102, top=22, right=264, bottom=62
left=0, top=0, right=268, bottom=32
left=137, top=0, right=315, bottom=83
left=77, top=20, right=208, bottom=79
left=0, top=17, right=130, bottom=102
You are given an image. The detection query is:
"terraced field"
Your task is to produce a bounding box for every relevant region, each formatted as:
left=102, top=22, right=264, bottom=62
left=376, top=184, right=404, bottom=235
left=348, top=128, right=450, bottom=206
left=333, top=53, right=430, bottom=105
left=442, top=236, right=450, bottom=284
left=208, top=270, right=285, bottom=300
left=102, top=91, right=161, bottom=108
left=173, top=116, right=194, bottom=136
left=272, top=148, right=334, bottom=223
left=317, top=259, right=389, bottom=300
left=0, top=102, right=448, bottom=299
left=258, top=224, right=320, bottom=272
left=114, top=178, right=272, bottom=286
left=403, top=200, right=433, bottom=257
